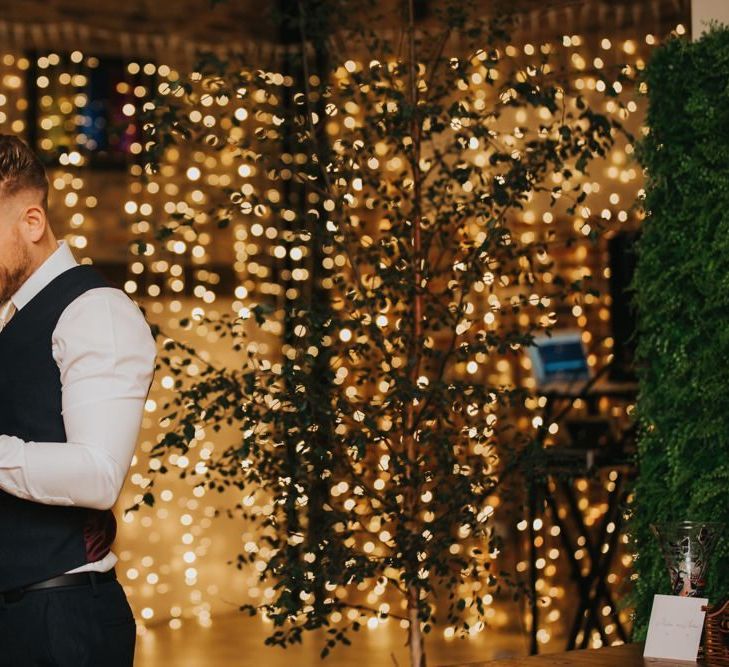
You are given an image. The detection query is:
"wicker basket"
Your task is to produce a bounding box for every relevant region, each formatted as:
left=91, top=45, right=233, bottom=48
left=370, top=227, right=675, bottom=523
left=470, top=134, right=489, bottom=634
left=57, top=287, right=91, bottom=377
left=704, top=599, right=729, bottom=666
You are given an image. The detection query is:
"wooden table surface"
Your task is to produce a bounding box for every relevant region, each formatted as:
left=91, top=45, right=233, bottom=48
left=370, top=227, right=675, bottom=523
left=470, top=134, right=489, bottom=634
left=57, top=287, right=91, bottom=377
left=451, top=643, right=703, bottom=666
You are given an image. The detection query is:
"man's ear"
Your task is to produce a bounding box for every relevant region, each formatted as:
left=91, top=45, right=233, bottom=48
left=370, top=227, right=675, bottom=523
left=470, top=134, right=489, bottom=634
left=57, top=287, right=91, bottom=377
left=21, top=203, right=47, bottom=243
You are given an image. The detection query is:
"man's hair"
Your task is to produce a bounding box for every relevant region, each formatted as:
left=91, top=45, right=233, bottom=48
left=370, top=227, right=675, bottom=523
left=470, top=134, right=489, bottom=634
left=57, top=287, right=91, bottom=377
left=0, top=134, right=49, bottom=212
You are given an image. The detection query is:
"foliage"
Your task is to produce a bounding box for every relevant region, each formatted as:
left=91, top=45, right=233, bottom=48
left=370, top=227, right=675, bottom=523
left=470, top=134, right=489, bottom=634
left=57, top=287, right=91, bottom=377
left=628, top=24, right=729, bottom=638
left=133, top=1, right=630, bottom=663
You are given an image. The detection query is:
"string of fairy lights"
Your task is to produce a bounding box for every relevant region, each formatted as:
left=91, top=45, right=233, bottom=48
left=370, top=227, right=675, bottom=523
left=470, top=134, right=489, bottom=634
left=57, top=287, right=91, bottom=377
left=0, top=18, right=686, bottom=651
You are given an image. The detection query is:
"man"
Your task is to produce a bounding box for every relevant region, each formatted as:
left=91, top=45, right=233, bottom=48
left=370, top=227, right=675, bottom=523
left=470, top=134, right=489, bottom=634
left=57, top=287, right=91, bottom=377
left=0, top=134, right=157, bottom=666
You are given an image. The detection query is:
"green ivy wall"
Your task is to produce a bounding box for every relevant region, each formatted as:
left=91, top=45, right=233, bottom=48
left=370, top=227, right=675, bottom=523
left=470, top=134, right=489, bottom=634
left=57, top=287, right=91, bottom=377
left=629, top=25, right=729, bottom=637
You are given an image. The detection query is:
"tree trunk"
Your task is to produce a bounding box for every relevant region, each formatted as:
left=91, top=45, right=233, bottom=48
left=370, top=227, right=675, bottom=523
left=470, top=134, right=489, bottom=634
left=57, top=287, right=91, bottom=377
left=408, top=585, right=427, bottom=667
left=405, top=2, right=426, bottom=667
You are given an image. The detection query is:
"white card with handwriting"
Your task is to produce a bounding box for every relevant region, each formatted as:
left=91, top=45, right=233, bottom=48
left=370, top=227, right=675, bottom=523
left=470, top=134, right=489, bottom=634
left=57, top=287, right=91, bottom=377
left=644, top=594, right=708, bottom=662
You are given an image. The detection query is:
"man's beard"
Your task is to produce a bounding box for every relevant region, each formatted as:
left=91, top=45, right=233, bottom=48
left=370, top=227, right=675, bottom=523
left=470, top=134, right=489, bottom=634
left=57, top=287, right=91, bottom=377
left=0, top=238, right=32, bottom=305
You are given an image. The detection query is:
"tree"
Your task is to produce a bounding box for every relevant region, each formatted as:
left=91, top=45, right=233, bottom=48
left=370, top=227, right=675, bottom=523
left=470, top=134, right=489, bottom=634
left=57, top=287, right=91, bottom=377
left=133, top=1, right=630, bottom=664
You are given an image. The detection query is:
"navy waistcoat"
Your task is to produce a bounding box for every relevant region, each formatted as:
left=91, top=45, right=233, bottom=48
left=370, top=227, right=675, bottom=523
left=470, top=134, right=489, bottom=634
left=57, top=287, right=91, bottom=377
left=0, top=264, right=117, bottom=591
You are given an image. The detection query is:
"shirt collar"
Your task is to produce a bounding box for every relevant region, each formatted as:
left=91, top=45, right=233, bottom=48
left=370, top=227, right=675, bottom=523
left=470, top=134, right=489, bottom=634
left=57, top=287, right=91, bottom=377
left=11, top=240, right=78, bottom=312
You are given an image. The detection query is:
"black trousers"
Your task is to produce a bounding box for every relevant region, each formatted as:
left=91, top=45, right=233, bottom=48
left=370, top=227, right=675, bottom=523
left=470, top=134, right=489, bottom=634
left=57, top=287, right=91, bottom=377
left=0, top=575, right=136, bottom=666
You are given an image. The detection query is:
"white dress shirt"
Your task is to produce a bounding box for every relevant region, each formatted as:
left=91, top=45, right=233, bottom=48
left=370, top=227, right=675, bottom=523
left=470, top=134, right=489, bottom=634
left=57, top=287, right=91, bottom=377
left=0, top=240, right=157, bottom=574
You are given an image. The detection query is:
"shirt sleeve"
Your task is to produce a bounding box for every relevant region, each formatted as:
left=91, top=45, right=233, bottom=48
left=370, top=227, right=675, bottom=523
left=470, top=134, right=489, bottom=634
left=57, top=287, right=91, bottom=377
left=0, top=287, right=157, bottom=509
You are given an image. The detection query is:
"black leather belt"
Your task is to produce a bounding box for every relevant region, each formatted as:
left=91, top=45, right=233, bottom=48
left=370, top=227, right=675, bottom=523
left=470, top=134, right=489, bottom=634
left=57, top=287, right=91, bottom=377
left=0, top=567, right=117, bottom=604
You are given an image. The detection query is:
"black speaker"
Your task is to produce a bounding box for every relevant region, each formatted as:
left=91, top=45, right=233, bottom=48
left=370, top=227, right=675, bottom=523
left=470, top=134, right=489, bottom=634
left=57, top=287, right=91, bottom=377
left=608, top=231, right=639, bottom=382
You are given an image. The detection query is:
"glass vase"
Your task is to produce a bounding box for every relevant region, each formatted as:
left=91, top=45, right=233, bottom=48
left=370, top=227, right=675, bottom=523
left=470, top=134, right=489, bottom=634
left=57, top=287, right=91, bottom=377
left=650, top=521, right=723, bottom=597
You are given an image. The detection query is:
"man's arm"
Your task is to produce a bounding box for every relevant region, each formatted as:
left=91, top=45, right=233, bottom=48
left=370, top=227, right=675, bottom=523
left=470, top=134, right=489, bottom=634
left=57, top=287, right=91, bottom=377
left=0, top=288, right=157, bottom=509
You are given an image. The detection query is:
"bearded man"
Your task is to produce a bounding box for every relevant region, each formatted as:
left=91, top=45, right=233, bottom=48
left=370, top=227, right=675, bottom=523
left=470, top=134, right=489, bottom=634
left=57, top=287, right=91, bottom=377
left=0, top=134, right=156, bottom=666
